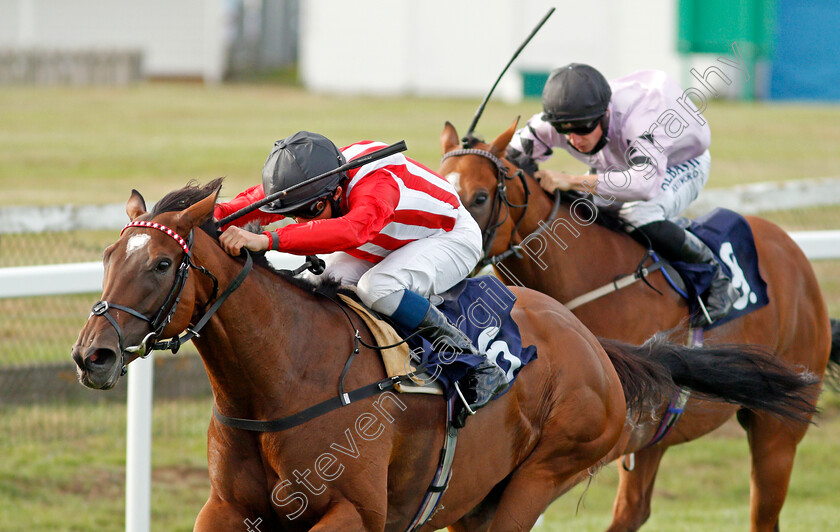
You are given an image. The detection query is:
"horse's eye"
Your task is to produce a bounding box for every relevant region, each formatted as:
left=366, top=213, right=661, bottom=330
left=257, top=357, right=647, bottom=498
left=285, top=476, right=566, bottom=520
left=472, top=192, right=489, bottom=207
left=155, top=259, right=172, bottom=273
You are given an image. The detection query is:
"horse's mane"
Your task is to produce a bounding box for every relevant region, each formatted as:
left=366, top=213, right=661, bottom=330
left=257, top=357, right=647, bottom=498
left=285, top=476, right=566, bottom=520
left=152, top=178, right=224, bottom=235
left=152, top=178, right=341, bottom=299
left=560, top=190, right=627, bottom=234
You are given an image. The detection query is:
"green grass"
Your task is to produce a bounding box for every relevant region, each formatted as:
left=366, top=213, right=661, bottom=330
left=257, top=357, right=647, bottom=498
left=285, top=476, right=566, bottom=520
left=544, top=394, right=839, bottom=530
left=2, top=398, right=839, bottom=531
left=2, top=84, right=840, bottom=206
left=541, top=405, right=840, bottom=531
left=0, top=399, right=211, bottom=532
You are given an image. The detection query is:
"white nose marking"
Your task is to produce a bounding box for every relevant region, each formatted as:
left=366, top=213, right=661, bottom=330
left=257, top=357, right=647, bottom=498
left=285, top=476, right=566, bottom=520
left=126, top=234, right=151, bottom=256
left=446, top=172, right=462, bottom=193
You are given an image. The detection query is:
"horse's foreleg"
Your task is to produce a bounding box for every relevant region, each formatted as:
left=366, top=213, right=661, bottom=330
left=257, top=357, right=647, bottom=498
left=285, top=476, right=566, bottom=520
left=606, top=446, right=667, bottom=532
left=742, top=410, right=809, bottom=532
left=194, top=494, right=269, bottom=532
left=485, top=461, right=595, bottom=532
left=308, top=499, right=377, bottom=531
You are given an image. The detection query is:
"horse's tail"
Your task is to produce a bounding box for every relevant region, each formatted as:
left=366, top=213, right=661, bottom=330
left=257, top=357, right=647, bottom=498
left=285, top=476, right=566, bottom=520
left=826, top=318, right=840, bottom=389
left=599, top=334, right=820, bottom=424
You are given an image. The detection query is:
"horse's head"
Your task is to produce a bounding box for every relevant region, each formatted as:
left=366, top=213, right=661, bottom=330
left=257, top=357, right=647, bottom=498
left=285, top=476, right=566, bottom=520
left=440, top=118, right=533, bottom=262
left=71, top=181, right=220, bottom=390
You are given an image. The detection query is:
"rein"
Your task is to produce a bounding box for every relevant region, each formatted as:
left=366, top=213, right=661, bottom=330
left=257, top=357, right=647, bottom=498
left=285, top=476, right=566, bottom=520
left=441, top=148, right=561, bottom=269
left=88, top=220, right=252, bottom=375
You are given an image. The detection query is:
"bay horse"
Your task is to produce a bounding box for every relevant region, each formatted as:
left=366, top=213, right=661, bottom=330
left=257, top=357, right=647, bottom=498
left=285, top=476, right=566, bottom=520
left=439, top=120, right=840, bottom=532
left=71, top=180, right=818, bottom=531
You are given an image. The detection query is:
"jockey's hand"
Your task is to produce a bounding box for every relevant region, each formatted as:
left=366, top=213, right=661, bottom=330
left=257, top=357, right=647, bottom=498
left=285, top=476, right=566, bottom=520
left=219, top=226, right=269, bottom=256
left=535, top=169, right=576, bottom=193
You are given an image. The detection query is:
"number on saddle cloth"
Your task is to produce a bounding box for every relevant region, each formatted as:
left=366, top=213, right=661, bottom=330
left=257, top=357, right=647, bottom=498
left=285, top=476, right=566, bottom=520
left=670, top=208, right=769, bottom=330
left=391, top=276, right=538, bottom=399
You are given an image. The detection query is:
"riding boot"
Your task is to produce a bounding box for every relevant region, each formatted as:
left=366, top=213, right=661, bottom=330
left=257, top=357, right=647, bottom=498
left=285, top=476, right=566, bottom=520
left=416, top=304, right=510, bottom=428
left=633, top=220, right=741, bottom=327
left=677, top=230, right=741, bottom=326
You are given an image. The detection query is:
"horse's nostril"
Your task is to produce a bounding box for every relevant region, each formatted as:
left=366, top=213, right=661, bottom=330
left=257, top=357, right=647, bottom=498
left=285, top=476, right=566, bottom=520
left=86, top=348, right=116, bottom=368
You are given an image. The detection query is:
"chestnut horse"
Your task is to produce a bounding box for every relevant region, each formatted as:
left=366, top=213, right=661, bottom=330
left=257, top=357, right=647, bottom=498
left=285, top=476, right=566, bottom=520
left=440, top=120, right=839, bottom=532
left=71, top=180, right=818, bottom=531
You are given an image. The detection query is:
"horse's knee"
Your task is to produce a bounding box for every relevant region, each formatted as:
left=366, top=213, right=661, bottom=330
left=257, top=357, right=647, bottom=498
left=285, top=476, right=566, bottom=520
left=194, top=497, right=257, bottom=532
left=308, top=500, right=371, bottom=531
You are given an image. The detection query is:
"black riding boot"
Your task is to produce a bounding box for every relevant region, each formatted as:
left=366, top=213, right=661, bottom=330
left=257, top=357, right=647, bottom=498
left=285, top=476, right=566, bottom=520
left=417, top=304, right=509, bottom=427
left=677, top=230, right=741, bottom=326
left=633, top=220, right=741, bottom=327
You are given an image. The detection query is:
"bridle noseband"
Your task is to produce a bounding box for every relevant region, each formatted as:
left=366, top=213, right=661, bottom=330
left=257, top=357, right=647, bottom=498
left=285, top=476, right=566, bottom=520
left=441, top=148, right=560, bottom=270
left=88, top=220, right=243, bottom=376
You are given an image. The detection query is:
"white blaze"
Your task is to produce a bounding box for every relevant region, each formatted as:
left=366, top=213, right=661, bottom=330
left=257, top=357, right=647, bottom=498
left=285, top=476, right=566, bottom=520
left=126, top=234, right=151, bottom=257
left=445, top=172, right=462, bottom=193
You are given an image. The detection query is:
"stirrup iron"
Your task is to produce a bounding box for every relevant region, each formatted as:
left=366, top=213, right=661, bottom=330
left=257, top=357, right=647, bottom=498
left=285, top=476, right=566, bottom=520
left=453, top=382, right=476, bottom=416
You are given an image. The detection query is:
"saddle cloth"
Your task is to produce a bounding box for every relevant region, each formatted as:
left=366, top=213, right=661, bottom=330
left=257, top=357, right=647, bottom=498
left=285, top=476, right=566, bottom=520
left=339, top=276, right=538, bottom=399
left=667, top=208, right=770, bottom=330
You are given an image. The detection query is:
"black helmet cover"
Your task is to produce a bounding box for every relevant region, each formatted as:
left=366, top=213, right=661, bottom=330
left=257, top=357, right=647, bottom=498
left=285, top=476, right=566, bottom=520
left=259, top=131, right=346, bottom=214
left=541, top=63, right=611, bottom=133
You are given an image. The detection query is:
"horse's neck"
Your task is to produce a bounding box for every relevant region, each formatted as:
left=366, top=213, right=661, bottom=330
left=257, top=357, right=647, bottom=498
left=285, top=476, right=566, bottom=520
left=189, top=240, right=339, bottom=420
left=503, top=185, right=646, bottom=304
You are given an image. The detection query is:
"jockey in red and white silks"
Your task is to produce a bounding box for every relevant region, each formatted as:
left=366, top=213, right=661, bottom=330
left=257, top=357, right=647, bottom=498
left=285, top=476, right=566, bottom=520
left=215, top=131, right=505, bottom=425
left=215, top=140, right=483, bottom=311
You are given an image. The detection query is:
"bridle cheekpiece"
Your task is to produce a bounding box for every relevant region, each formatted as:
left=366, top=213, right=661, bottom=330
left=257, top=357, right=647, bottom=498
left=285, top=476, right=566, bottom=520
left=442, top=147, right=560, bottom=270
left=88, top=218, right=248, bottom=376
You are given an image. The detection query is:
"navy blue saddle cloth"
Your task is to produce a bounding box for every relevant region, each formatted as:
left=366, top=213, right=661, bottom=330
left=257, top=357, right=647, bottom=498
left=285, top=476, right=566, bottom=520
left=391, top=276, right=538, bottom=399
left=665, top=208, right=770, bottom=330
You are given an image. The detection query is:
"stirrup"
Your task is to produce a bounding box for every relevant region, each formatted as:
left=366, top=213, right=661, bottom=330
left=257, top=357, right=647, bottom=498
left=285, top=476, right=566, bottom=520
left=453, top=381, right=476, bottom=417
left=695, top=296, right=713, bottom=325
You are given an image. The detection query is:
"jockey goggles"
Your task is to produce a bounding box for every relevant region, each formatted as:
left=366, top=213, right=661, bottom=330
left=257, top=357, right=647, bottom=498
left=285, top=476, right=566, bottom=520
left=288, top=194, right=330, bottom=219
left=545, top=114, right=603, bottom=136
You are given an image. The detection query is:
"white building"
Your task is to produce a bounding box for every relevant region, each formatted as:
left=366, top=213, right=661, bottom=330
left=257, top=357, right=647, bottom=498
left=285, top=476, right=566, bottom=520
left=0, top=0, right=685, bottom=96
left=300, top=0, right=682, bottom=101
left=0, top=0, right=230, bottom=82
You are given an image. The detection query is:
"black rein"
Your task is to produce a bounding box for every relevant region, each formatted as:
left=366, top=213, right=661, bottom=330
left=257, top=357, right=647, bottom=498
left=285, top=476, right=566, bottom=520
left=441, top=148, right=561, bottom=270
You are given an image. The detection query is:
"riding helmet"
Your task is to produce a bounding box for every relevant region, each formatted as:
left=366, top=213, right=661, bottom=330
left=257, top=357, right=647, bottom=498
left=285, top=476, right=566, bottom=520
left=541, top=63, right=612, bottom=126
left=259, top=131, right=346, bottom=214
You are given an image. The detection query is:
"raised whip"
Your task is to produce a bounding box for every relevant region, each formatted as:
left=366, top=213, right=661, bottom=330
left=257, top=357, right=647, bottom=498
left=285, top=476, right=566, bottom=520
left=462, top=8, right=555, bottom=146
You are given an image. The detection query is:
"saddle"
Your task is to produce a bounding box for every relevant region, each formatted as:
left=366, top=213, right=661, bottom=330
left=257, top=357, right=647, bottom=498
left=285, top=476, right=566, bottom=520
left=337, top=276, right=538, bottom=400
left=338, top=290, right=444, bottom=396
left=567, top=208, right=769, bottom=331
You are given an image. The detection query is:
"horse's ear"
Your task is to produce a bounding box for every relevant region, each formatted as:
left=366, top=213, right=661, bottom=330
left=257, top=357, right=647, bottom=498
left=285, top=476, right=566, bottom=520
left=178, top=185, right=221, bottom=229
left=126, top=190, right=147, bottom=221
left=441, top=121, right=460, bottom=154
left=488, top=117, right=520, bottom=157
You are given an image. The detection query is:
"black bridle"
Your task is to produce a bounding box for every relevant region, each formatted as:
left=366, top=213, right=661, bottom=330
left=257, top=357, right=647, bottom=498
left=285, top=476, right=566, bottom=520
left=441, top=148, right=561, bottom=270
left=88, top=220, right=250, bottom=375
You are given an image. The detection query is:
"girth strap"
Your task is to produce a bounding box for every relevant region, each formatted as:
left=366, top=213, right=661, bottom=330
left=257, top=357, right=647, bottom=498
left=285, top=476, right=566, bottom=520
left=564, top=261, right=665, bottom=310
left=623, top=327, right=701, bottom=471
left=213, top=371, right=425, bottom=433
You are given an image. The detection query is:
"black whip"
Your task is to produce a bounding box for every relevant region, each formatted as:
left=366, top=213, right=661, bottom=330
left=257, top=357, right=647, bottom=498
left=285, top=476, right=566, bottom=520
left=462, top=8, right=555, bottom=146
